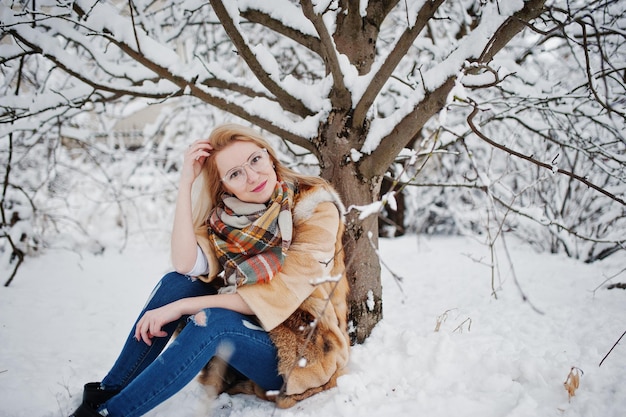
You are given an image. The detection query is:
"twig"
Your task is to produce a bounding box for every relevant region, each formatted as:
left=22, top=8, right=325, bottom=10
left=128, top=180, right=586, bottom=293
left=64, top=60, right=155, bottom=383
left=366, top=231, right=405, bottom=295
left=452, top=317, right=472, bottom=333
left=499, top=231, right=544, bottom=315
left=599, top=329, right=626, bottom=367
left=128, top=0, right=142, bottom=54
left=591, top=267, right=626, bottom=297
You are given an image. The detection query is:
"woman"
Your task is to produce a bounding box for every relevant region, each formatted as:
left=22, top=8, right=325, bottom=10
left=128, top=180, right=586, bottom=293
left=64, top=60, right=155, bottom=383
left=69, top=124, right=350, bottom=417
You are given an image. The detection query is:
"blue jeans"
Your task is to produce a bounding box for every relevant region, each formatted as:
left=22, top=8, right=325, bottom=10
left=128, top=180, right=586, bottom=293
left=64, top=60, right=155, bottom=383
left=98, top=272, right=283, bottom=417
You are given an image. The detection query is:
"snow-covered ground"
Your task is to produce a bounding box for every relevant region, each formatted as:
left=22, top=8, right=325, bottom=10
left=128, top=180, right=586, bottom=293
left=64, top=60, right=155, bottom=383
left=1, top=235, right=624, bottom=417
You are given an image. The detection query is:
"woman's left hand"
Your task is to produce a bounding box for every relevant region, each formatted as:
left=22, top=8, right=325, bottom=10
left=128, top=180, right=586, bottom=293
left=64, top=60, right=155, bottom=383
left=134, top=302, right=183, bottom=346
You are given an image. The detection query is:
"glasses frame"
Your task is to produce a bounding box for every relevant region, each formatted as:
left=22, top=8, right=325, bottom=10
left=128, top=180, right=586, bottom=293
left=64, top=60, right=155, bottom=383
left=219, top=148, right=270, bottom=186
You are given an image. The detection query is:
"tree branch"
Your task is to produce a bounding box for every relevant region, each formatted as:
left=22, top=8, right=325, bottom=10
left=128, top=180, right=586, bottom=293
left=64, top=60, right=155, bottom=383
left=479, top=0, right=546, bottom=63
left=8, top=15, right=315, bottom=152
left=577, top=17, right=625, bottom=118
left=466, top=100, right=625, bottom=206
left=362, top=0, right=547, bottom=179
left=209, top=0, right=313, bottom=118
left=353, top=0, right=445, bottom=127
left=240, top=7, right=322, bottom=56
left=299, top=0, right=351, bottom=109
left=8, top=29, right=178, bottom=100
left=182, top=87, right=315, bottom=152
left=361, top=76, right=456, bottom=178
left=489, top=188, right=624, bottom=248
left=3, top=234, right=24, bottom=287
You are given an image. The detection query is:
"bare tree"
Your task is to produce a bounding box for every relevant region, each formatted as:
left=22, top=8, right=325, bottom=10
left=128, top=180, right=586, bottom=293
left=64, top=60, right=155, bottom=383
left=2, top=0, right=622, bottom=342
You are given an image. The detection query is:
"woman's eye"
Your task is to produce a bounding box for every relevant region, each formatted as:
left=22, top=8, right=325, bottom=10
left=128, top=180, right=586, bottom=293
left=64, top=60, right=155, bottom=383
left=229, top=170, right=242, bottom=180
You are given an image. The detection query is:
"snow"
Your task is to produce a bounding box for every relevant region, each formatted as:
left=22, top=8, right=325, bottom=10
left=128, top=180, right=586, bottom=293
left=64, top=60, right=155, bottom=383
left=239, top=1, right=317, bottom=37
left=1, top=235, right=624, bottom=417
left=1, top=1, right=625, bottom=415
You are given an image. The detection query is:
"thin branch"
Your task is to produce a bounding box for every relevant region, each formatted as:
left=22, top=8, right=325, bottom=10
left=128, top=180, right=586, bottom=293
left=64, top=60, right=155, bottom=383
left=8, top=29, right=179, bottom=100
left=452, top=317, right=472, bottom=333
left=465, top=99, right=625, bottom=206
left=366, top=231, right=405, bottom=295
left=2, top=161, right=26, bottom=288
left=1, top=133, right=13, bottom=226
left=599, top=330, right=626, bottom=367
left=240, top=7, right=322, bottom=55
left=479, top=0, right=547, bottom=63
left=3, top=234, right=25, bottom=287
left=591, top=267, right=626, bottom=296
left=128, top=0, right=142, bottom=54
left=578, top=17, right=625, bottom=118
left=498, top=228, right=545, bottom=314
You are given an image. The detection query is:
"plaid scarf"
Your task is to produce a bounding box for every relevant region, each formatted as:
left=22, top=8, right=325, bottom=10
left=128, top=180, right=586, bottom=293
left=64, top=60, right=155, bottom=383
left=208, top=180, right=295, bottom=288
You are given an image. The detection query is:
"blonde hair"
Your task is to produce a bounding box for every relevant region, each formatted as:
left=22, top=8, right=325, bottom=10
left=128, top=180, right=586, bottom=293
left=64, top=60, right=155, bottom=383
left=191, top=123, right=328, bottom=231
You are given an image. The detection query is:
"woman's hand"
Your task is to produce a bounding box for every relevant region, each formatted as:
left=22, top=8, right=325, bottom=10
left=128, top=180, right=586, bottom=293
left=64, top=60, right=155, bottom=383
left=180, top=139, right=213, bottom=186
left=134, top=301, right=184, bottom=346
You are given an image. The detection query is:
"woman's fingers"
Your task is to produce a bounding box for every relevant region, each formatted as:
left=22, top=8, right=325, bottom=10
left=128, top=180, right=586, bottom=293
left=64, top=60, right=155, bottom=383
left=191, top=141, right=212, bottom=160
left=180, top=140, right=213, bottom=181
left=135, top=317, right=157, bottom=346
left=187, top=139, right=213, bottom=157
left=135, top=318, right=150, bottom=345
left=134, top=309, right=172, bottom=345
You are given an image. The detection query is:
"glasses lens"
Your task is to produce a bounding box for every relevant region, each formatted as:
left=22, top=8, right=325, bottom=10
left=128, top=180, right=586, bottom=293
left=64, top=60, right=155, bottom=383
left=223, top=149, right=269, bottom=187
left=225, top=168, right=245, bottom=186
left=249, top=150, right=268, bottom=170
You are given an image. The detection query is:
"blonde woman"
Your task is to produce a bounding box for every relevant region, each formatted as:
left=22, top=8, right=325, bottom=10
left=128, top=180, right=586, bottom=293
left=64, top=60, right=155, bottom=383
left=70, top=124, right=350, bottom=417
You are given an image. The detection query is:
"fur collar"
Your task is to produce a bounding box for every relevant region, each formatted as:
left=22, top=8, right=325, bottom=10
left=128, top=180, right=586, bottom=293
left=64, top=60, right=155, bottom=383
left=293, top=184, right=345, bottom=223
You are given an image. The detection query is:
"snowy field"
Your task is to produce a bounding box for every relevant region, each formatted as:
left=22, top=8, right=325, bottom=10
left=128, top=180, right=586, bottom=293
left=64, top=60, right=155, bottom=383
left=1, top=234, right=624, bottom=417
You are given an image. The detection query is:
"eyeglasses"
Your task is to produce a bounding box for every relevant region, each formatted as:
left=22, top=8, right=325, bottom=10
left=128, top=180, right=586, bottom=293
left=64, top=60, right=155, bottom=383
left=220, top=148, right=272, bottom=187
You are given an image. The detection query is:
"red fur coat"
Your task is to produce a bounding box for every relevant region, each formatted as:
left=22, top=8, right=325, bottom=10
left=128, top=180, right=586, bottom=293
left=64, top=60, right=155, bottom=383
left=195, top=183, right=350, bottom=408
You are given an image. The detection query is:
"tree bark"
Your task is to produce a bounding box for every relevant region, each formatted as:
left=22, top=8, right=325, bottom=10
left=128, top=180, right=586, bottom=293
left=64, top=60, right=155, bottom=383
left=334, top=0, right=398, bottom=75
left=315, top=110, right=383, bottom=344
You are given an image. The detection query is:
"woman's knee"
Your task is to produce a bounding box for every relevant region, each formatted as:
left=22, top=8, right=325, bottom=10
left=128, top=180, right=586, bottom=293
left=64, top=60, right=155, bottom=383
left=160, top=271, right=188, bottom=287
left=145, top=272, right=198, bottom=308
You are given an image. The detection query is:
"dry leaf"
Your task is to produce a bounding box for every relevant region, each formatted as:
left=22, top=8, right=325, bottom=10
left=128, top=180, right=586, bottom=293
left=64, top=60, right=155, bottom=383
left=564, top=367, right=583, bottom=401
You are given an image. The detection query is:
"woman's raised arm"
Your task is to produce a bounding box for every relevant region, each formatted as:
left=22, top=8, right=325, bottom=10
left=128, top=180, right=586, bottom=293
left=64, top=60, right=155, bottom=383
left=171, top=139, right=212, bottom=273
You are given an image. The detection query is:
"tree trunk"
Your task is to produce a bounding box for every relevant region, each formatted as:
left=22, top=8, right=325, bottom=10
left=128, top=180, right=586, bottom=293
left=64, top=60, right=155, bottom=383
left=316, top=112, right=383, bottom=345
left=336, top=172, right=383, bottom=345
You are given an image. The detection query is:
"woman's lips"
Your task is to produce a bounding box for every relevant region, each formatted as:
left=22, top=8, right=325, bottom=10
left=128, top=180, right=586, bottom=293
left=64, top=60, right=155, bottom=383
left=252, top=180, right=267, bottom=193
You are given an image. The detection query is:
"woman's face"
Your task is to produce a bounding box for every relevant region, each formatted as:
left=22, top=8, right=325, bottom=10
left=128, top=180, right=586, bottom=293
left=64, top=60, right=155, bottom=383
left=215, top=141, right=278, bottom=204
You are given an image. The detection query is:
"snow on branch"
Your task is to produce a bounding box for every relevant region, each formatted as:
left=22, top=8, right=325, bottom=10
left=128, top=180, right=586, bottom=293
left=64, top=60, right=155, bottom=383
left=210, top=0, right=314, bottom=118
left=363, top=0, right=545, bottom=172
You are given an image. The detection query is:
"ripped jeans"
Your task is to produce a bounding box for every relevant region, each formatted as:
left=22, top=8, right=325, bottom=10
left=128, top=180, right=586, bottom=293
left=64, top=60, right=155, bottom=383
left=98, top=272, right=283, bottom=417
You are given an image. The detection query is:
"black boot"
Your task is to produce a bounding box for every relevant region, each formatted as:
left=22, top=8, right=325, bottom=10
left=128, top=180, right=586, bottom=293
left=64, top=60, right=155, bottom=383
left=68, top=403, right=104, bottom=417
left=82, top=382, right=119, bottom=409
left=68, top=382, right=120, bottom=417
